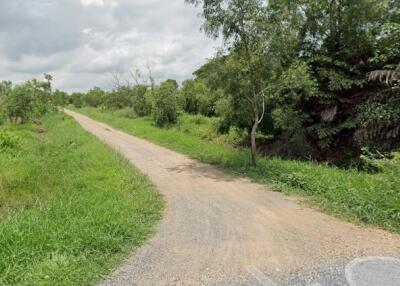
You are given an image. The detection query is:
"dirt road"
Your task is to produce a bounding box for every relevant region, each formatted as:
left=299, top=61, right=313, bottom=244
left=65, top=110, right=400, bottom=285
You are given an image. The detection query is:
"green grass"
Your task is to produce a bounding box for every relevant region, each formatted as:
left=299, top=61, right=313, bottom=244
left=74, top=107, right=400, bottom=234
left=0, top=113, right=163, bottom=285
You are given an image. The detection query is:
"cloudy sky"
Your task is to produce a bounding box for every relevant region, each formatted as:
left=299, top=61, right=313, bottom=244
left=0, top=0, right=219, bottom=92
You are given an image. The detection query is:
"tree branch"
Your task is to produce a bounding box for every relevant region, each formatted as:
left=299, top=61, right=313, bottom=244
left=257, top=91, right=265, bottom=124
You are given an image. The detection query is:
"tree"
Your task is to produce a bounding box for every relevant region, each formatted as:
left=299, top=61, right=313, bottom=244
left=270, top=61, right=318, bottom=158
left=187, top=0, right=299, bottom=164
left=31, top=74, right=53, bottom=117
left=131, top=85, right=152, bottom=117
left=105, top=86, right=132, bottom=110
left=2, top=75, right=55, bottom=124
left=359, top=22, right=400, bottom=150
left=180, top=79, right=220, bottom=116
left=4, top=83, right=34, bottom=123
left=53, top=90, right=69, bottom=107
left=292, top=0, right=400, bottom=161
left=0, top=81, right=12, bottom=124
left=70, top=92, right=84, bottom=108
left=164, top=79, right=179, bottom=90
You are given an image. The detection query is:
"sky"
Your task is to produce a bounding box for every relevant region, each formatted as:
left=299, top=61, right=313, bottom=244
left=0, top=0, right=219, bottom=92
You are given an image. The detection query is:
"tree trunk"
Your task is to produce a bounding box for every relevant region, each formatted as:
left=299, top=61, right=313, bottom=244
left=251, top=121, right=258, bottom=166
left=250, top=102, right=259, bottom=166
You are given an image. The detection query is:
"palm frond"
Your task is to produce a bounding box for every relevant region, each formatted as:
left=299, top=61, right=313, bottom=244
left=368, top=70, right=400, bottom=85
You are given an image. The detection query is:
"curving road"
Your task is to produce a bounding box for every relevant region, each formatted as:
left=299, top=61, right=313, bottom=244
left=65, top=110, right=400, bottom=286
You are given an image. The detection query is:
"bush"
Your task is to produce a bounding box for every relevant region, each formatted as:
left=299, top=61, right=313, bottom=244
left=53, top=90, right=69, bottom=107
left=360, top=148, right=400, bottom=173
left=0, top=105, right=5, bottom=126
left=151, top=81, right=180, bottom=127
left=4, top=84, right=34, bottom=123
left=0, top=132, right=20, bottom=152
left=84, top=87, right=105, bottom=108
left=0, top=81, right=11, bottom=124
left=227, top=126, right=248, bottom=146
left=120, top=108, right=137, bottom=119
left=132, top=86, right=152, bottom=117
left=104, top=87, right=132, bottom=110
left=0, top=112, right=5, bottom=125
left=1, top=75, right=54, bottom=124
left=70, top=92, right=84, bottom=108
left=180, top=79, right=219, bottom=116
left=31, top=74, right=53, bottom=117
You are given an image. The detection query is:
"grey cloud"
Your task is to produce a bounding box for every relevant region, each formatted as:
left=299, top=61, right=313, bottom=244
left=5, top=53, right=70, bottom=74
left=0, top=1, right=86, bottom=59
left=0, top=0, right=218, bottom=92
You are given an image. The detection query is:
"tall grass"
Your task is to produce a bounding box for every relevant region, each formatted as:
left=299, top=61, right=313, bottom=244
left=0, top=113, right=163, bottom=285
left=75, top=107, right=400, bottom=234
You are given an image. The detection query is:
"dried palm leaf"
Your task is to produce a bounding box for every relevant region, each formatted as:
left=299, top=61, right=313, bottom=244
left=368, top=70, right=400, bottom=85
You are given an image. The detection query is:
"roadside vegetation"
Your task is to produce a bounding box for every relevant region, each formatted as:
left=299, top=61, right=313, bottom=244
left=67, top=0, right=399, bottom=165
left=0, top=0, right=399, bottom=282
left=0, top=78, right=163, bottom=285
left=74, top=107, right=400, bottom=233
left=64, top=1, right=399, bottom=232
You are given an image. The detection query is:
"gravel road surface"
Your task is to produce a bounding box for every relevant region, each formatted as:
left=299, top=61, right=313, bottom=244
left=65, top=110, right=400, bottom=286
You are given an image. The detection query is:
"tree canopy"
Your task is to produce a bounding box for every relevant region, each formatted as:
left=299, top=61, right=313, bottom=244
left=11, top=0, right=397, bottom=166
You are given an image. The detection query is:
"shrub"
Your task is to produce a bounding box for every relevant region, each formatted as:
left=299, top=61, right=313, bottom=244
left=104, top=87, right=132, bottom=110
left=2, top=75, right=54, bottom=124
left=132, top=86, right=152, bottom=117
left=31, top=74, right=53, bottom=117
left=70, top=92, right=84, bottom=108
left=116, top=107, right=137, bottom=119
left=180, top=79, right=219, bottom=116
left=151, top=81, right=180, bottom=127
left=4, top=84, right=34, bottom=123
left=227, top=126, right=248, bottom=146
left=0, top=132, right=20, bottom=152
left=53, top=90, right=69, bottom=107
left=0, top=111, right=5, bottom=125
left=360, top=148, right=400, bottom=173
left=84, top=87, right=105, bottom=108
left=0, top=81, right=11, bottom=124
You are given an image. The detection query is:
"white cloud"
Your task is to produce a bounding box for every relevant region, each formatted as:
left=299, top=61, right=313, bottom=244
left=80, top=0, right=104, bottom=7
left=0, top=0, right=218, bottom=92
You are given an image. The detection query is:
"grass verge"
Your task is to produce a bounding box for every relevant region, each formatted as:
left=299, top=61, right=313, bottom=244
left=73, top=107, right=400, bottom=234
left=0, top=113, right=163, bottom=285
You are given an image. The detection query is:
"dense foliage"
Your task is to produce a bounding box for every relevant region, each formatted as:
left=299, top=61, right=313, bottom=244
left=75, top=107, right=400, bottom=234
left=185, top=0, right=400, bottom=164
left=151, top=80, right=180, bottom=127
left=0, top=74, right=57, bottom=124
left=63, top=0, right=399, bottom=165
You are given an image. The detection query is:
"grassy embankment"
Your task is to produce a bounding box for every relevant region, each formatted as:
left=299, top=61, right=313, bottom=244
left=0, top=113, right=163, bottom=285
left=74, top=107, right=400, bottom=234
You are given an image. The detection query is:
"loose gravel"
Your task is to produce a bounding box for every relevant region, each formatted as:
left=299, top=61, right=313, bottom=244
left=66, top=110, right=400, bottom=286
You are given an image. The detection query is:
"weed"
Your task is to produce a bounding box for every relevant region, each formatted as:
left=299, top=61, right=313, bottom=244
left=0, top=114, right=163, bottom=285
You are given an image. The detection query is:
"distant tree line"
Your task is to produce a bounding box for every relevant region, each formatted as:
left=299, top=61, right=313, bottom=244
left=0, top=74, right=67, bottom=124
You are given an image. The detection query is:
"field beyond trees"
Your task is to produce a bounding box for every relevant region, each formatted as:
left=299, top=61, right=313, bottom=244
left=0, top=113, right=163, bottom=285
left=74, top=107, right=400, bottom=234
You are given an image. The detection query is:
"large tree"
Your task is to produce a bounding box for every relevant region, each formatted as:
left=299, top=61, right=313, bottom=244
left=189, top=0, right=399, bottom=163
left=293, top=0, right=400, bottom=160
left=187, top=0, right=299, bottom=164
